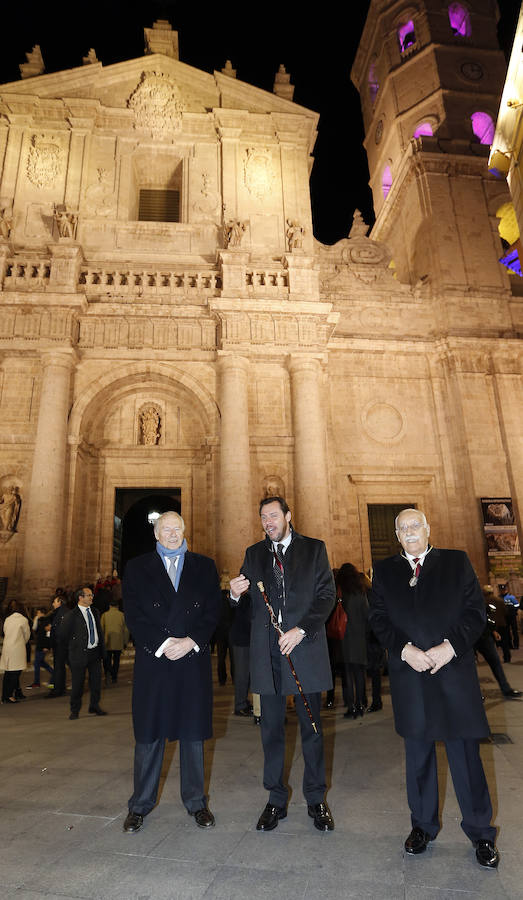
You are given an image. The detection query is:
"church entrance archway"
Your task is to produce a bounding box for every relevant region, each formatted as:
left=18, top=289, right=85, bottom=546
left=116, top=489, right=181, bottom=574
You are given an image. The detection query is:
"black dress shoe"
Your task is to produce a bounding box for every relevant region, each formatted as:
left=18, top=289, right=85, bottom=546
left=69, top=712, right=78, bottom=720
left=190, top=807, right=215, bottom=827
left=343, top=706, right=357, bottom=719
left=234, top=708, right=253, bottom=717
left=256, top=803, right=287, bottom=831
left=475, top=839, right=499, bottom=868
left=308, top=801, right=334, bottom=831
left=253, top=715, right=261, bottom=725
left=88, top=707, right=108, bottom=715
left=502, top=689, right=522, bottom=698
left=367, top=700, right=383, bottom=712
left=405, top=826, right=433, bottom=854
left=123, top=812, right=143, bottom=833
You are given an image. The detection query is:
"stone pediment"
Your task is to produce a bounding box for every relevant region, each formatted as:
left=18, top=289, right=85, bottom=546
left=0, top=53, right=318, bottom=125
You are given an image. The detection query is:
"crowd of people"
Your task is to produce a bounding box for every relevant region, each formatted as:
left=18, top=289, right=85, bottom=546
left=1, top=501, right=522, bottom=872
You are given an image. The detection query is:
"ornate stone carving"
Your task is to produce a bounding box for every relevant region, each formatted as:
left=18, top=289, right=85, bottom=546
left=83, top=167, right=116, bottom=217
left=0, top=205, right=13, bottom=240
left=262, top=474, right=285, bottom=499
left=139, top=404, right=161, bottom=445
left=224, top=219, right=247, bottom=248
left=286, top=219, right=304, bottom=251
left=53, top=204, right=78, bottom=240
left=128, top=71, right=185, bottom=136
left=82, top=48, right=99, bottom=65
left=0, top=479, right=22, bottom=542
left=362, top=402, right=405, bottom=444
left=192, top=172, right=220, bottom=219
left=243, top=148, right=276, bottom=201
left=27, top=134, right=62, bottom=189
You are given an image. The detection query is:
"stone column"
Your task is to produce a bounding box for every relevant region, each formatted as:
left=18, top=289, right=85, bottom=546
left=288, top=355, right=331, bottom=546
left=217, top=354, right=252, bottom=576
left=23, top=351, right=76, bottom=598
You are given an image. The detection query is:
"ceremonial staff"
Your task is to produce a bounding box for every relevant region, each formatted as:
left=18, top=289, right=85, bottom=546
left=257, top=580, right=318, bottom=734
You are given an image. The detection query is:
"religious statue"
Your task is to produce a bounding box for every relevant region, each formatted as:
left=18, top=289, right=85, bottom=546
left=139, top=406, right=161, bottom=445
left=224, top=218, right=247, bottom=248
left=0, top=206, right=13, bottom=240
left=53, top=204, right=78, bottom=240
left=0, top=484, right=21, bottom=534
left=286, top=219, right=304, bottom=251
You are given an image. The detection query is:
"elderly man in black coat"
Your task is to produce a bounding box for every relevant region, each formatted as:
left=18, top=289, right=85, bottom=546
left=230, top=496, right=336, bottom=833
left=122, top=511, right=221, bottom=833
left=369, top=508, right=499, bottom=870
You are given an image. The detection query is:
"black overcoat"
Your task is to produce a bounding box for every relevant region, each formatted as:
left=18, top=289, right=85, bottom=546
left=58, top=606, right=106, bottom=664
left=239, top=531, right=335, bottom=694
left=369, top=548, right=489, bottom=741
left=123, top=550, right=221, bottom=743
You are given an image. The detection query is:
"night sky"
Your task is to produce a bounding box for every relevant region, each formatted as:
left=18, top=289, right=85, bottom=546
left=0, top=0, right=521, bottom=245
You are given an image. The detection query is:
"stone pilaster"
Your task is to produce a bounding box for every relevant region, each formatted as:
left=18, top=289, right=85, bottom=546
left=288, top=355, right=331, bottom=546
left=48, top=243, right=83, bottom=293
left=23, top=351, right=76, bottom=598
left=217, top=354, right=252, bottom=576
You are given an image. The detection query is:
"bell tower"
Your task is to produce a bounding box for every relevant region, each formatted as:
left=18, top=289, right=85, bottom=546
left=351, top=0, right=511, bottom=295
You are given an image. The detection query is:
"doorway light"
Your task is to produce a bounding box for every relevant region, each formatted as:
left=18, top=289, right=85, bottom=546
left=148, top=511, right=161, bottom=524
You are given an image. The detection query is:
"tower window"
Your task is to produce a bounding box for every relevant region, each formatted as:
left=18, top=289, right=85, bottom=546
left=470, top=112, right=494, bottom=146
left=398, top=20, right=416, bottom=54
left=368, top=58, right=379, bottom=104
left=138, top=189, right=180, bottom=222
left=413, top=122, right=433, bottom=138
left=448, top=3, right=472, bottom=38
left=382, top=166, right=393, bottom=198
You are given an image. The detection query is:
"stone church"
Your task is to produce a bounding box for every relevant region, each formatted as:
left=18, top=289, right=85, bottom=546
left=0, top=3, right=521, bottom=602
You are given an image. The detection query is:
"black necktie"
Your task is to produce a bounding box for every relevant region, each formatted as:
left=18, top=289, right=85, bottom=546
left=86, top=608, right=95, bottom=644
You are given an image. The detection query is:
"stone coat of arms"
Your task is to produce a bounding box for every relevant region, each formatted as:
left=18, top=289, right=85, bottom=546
left=26, top=134, right=62, bottom=189
left=128, top=71, right=185, bottom=137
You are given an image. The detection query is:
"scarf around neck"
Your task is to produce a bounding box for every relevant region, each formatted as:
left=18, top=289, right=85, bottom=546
left=156, top=538, right=187, bottom=590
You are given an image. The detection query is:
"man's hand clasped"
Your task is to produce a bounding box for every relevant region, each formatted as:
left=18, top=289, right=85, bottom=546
left=162, top=636, right=196, bottom=660
left=403, top=640, right=455, bottom=674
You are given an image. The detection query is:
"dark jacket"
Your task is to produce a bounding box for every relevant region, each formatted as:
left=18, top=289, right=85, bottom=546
left=238, top=530, right=335, bottom=694
left=58, top=605, right=106, bottom=664
left=369, top=548, right=488, bottom=741
left=123, top=549, right=221, bottom=743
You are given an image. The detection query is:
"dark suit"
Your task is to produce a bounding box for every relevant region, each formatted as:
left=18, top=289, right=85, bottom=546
left=123, top=549, right=221, bottom=816
left=369, top=548, right=496, bottom=843
left=238, top=530, right=335, bottom=807
left=59, top=605, right=105, bottom=714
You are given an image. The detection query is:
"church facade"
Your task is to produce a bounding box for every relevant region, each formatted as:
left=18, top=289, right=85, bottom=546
left=0, top=7, right=521, bottom=601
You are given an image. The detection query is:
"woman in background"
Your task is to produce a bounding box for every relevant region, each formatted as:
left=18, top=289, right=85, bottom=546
left=336, top=564, right=369, bottom=719
left=1, top=600, right=30, bottom=703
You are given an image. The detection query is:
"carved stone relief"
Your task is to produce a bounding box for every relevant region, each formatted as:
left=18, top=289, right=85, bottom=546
left=128, top=71, right=185, bottom=137
left=0, top=477, right=22, bottom=542
left=243, top=148, right=276, bottom=201
left=26, top=134, right=63, bottom=189
left=138, top=403, right=162, bottom=445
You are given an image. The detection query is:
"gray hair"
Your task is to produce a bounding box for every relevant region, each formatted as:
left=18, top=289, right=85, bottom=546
left=153, top=511, right=185, bottom=538
left=394, top=509, right=427, bottom=532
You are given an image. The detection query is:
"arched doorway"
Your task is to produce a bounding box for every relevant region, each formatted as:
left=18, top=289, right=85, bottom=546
left=117, top=490, right=181, bottom=574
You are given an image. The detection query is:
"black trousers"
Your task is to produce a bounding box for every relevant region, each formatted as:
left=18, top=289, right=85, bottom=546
left=69, top=648, right=102, bottom=713
left=260, top=644, right=326, bottom=807
left=405, top=737, right=496, bottom=843
left=475, top=633, right=511, bottom=693
left=104, top=650, right=122, bottom=682
left=128, top=738, right=206, bottom=816
left=232, top=644, right=250, bottom=711
left=2, top=669, right=21, bottom=701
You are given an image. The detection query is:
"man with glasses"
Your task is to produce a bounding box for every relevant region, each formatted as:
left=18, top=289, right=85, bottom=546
left=122, top=511, right=221, bottom=833
left=59, top=586, right=107, bottom=720
left=369, top=508, right=500, bottom=870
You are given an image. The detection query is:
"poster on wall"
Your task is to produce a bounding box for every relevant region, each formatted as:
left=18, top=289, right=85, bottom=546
left=481, top=497, right=522, bottom=583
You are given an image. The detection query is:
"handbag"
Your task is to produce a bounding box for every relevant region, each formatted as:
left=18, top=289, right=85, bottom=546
left=326, top=599, right=348, bottom=640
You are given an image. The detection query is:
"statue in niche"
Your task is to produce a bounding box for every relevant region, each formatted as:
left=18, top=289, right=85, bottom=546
left=286, top=219, right=304, bottom=251
left=0, top=206, right=13, bottom=240
left=224, top=218, right=247, bottom=248
left=262, top=474, right=285, bottom=499
left=0, top=484, right=21, bottom=536
left=53, top=204, right=78, bottom=240
left=139, top=406, right=161, bottom=445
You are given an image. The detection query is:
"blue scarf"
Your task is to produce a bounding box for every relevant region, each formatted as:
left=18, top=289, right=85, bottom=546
left=156, top=539, right=187, bottom=590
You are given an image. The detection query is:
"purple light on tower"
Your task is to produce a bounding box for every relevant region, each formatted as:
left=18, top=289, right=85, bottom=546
left=471, top=112, right=495, bottom=145
left=368, top=60, right=379, bottom=104
left=382, top=166, right=392, bottom=198
left=448, top=3, right=472, bottom=37
left=413, top=122, right=433, bottom=138
left=398, top=20, right=416, bottom=53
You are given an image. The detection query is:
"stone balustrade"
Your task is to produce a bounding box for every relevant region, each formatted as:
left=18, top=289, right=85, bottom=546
left=245, top=268, right=289, bottom=292
left=3, top=259, right=51, bottom=290
left=78, top=267, right=222, bottom=296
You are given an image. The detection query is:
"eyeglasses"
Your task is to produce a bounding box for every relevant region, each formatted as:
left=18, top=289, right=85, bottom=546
left=397, top=521, right=425, bottom=535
